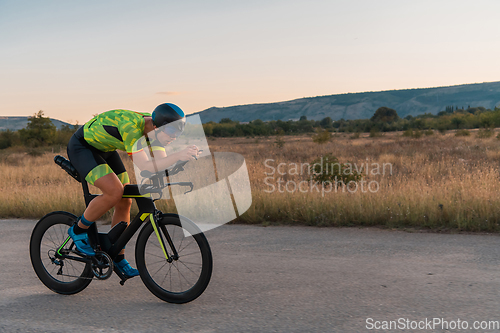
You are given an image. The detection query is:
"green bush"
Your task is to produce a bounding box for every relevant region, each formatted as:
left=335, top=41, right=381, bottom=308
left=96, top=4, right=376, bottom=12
left=476, top=129, right=493, bottom=138
left=455, top=129, right=471, bottom=137
left=402, top=129, right=413, bottom=137
left=0, top=130, right=19, bottom=149
left=310, top=154, right=363, bottom=185
left=312, top=129, right=332, bottom=144
left=424, top=129, right=434, bottom=136
left=274, top=130, right=285, bottom=149
left=27, top=148, right=44, bottom=157
left=437, top=126, right=447, bottom=134
left=402, top=129, right=423, bottom=138
left=369, top=128, right=383, bottom=138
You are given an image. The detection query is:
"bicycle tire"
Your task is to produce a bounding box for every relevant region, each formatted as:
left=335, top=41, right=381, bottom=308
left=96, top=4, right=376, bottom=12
left=30, top=211, right=93, bottom=295
left=135, top=214, right=213, bottom=303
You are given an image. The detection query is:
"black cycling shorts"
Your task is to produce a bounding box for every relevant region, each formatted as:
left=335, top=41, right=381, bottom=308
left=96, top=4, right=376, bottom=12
left=67, top=127, right=130, bottom=185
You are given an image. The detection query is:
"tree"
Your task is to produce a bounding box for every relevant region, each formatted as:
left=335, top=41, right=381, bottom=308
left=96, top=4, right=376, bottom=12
left=54, top=123, right=79, bottom=145
left=297, top=120, right=314, bottom=133
left=202, top=123, right=214, bottom=136
left=299, top=115, right=307, bottom=121
left=312, top=128, right=331, bottom=144
left=319, top=117, right=333, bottom=128
left=251, top=119, right=264, bottom=126
left=0, top=130, right=19, bottom=149
left=451, top=116, right=464, bottom=129
left=18, top=110, right=56, bottom=147
left=370, top=107, right=400, bottom=123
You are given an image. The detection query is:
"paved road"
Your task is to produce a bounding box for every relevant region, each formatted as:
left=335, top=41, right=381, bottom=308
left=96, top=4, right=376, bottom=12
left=1, top=220, right=500, bottom=332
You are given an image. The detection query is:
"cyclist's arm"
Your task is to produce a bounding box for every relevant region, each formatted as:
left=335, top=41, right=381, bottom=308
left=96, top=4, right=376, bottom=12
left=130, top=145, right=198, bottom=173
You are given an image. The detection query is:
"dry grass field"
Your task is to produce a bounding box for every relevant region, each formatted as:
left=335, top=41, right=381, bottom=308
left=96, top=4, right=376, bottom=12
left=2, top=130, right=500, bottom=231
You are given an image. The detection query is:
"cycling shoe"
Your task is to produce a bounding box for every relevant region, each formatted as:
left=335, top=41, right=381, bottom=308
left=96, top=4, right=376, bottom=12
left=68, top=225, right=96, bottom=256
left=114, top=259, right=139, bottom=278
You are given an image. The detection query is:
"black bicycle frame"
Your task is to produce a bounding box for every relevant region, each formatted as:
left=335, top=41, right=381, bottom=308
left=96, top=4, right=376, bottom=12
left=107, top=186, right=156, bottom=259
left=81, top=180, right=171, bottom=262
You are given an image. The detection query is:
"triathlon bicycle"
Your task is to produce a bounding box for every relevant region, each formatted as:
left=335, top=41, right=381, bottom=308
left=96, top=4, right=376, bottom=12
left=29, top=155, right=212, bottom=304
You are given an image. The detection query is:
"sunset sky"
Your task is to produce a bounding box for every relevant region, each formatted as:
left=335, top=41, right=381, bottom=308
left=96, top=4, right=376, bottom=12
left=1, top=0, right=499, bottom=124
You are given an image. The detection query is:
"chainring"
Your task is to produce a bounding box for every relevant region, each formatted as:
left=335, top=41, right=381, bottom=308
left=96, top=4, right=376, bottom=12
left=91, top=251, right=114, bottom=280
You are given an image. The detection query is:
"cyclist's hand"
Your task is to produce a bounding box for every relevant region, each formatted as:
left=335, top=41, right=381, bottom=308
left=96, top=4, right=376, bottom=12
left=179, top=145, right=199, bottom=161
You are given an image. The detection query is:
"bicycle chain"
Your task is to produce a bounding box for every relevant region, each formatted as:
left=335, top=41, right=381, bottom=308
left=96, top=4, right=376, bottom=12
left=50, top=250, right=112, bottom=281
left=55, top=272, right=98, bottom=281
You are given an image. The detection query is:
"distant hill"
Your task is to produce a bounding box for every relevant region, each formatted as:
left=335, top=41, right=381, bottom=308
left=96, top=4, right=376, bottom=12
left=0, top=117, right=74, bottom=131
left=193, top=82, right=500, bottom=123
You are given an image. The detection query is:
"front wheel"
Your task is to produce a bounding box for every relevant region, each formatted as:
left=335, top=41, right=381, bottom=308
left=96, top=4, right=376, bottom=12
left=30, top=211, right=93, bottom=294
left=135, top=215, right=213, bottom=303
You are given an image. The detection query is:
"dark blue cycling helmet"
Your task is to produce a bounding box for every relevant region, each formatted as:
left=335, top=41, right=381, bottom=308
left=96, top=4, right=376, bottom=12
left=152, top=103, right=186, bottom=137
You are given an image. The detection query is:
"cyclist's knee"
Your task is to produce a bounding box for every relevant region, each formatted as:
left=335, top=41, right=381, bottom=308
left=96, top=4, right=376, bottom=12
left=94, top=174, right=125, bottom=205
left=106, top=186, right=124, bottom=205
left=116, top=197, right=132, bottom=209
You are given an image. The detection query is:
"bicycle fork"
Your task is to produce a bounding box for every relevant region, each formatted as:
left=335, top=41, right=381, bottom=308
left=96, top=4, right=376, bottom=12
left=145, top=213, right=179, bottom=263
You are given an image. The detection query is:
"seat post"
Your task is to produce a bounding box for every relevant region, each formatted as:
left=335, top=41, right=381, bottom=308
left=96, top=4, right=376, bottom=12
left=81, top=180, right=98, bottom=207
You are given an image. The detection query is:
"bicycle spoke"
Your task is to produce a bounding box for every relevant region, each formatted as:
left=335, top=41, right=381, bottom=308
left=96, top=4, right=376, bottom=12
left=45, top=230, right=59, bottom=248
left=177, top=235, right=185, bottom=255
left=171, top=225, right=176, bottom=242
left=146, top=252, right=168, bottom=260
left=177, top=239, right=195, bottom=253
left=175, top=262, right=183, bottom=291
left=148, top=239, right=162, bottom=249
left=56, top=225, right=65, bottom=244
left=173, top=261, right=192, bottom=287
left=147, top=258, right=170, bottom=266
left=170, top=264, right=172, bottom=291
left=151, top=261, right=169, bottom=277
left=178, top=260, right=201, bottom=276
left=177, top=260, right=202, bottom=267
left=159, top=264, right=172, bottom=287
left=67, top=259, right=83, bottom=274
left=177, top=251, right=201, bottom=257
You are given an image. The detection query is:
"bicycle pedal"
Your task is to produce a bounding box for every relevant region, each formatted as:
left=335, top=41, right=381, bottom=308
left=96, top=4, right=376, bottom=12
left=113, top=267, right=128, bottom=286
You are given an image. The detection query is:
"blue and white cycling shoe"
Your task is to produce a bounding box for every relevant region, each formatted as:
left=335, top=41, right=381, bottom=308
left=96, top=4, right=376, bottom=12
left=114, top=259, right=140, bottom=278
left=68, top=225, right=96, bottom=256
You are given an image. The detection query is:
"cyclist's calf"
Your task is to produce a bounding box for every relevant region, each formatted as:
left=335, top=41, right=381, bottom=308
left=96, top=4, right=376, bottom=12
left=116, top=197, right=132, bottom=210
left=114, top=197, right=132, bottom=220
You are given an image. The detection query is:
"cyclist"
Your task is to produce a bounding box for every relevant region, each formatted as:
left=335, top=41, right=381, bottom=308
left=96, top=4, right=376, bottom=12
left=66, top=103, right=199, bottom=278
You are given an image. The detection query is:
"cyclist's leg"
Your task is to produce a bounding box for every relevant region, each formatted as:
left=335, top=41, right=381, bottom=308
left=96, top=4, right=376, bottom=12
left=83, top=173, right=124, bottom=222
left=112, top=197, right=131, bottom=228
left=67, top=132, right=127, bottom=256
left=66, top=131, right=115, bottom=254
left=103, top=151, right=138, bottom=277
left=67, top=173, right=124, bottom=256
left=104, top=151, right=132, bottom=230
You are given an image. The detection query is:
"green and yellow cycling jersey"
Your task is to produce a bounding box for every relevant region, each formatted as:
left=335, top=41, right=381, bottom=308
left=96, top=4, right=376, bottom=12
left=83, top=109, right=163, bottom=156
